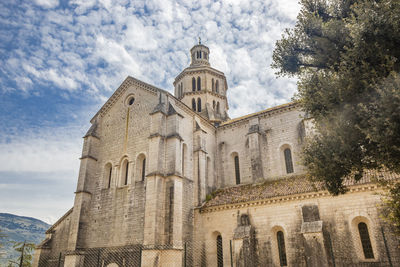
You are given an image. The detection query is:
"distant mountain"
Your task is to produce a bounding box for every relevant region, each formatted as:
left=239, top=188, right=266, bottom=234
left=0, top=213, right=50, bottom=265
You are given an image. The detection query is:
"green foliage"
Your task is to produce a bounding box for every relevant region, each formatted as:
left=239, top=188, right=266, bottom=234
left=272, top=0, right=400, bottom=194
left=7, top=241, right=35, bottom=267
left=380, top=182, right=400, bottom=236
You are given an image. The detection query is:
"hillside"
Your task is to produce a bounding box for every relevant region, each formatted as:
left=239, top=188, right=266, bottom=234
left=0, top=213, right=50, bottom=265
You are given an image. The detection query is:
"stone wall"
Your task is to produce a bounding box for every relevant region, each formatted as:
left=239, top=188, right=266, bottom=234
left=195, top=188, right=400, bottom=267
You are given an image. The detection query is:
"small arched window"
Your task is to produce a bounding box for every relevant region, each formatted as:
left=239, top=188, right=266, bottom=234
left=104, top=163, right=112, bottom=189
left=284, top=148, right=294, bottom=174
left=234, top=155, right=240, bottom=185
left=217, top=235, right=223, bottom=267
left=358, top=222, right=374, bottom=259
left=192, top=98, right=196, bottom=111
left=204, top=52, right=207, bottom=59
left=212, top=78, right=215, bottom=92
left=277, top=231, right=287, bottom=266
left=180, top=82, right=183, bottom=96
left=197, top=77, right=201, bottom=91
left=121, top=159, right=129, bottom=186
left=216, top=80, right=219, bottom=93
left=197, top=98, right=202, bottom=112
left=192, top=77, right=196, bottom=91
left=141, top=158, right=146, bottom=181
left=216, top=102, right=220, bottom=114
left=213, top=100, right=216, bottom=110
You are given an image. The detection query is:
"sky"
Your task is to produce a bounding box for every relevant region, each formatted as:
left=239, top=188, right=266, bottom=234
left=0, top=0, right=300, bottom=224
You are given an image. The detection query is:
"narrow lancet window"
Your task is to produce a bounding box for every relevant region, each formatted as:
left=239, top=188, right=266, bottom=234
left=212, top=78, right=215, bottom=92
left=197, top=77, right=201, bottom=91
left=284, top=148, right=294, bottom=174
left=192, top=98, right=196, bottom=111
left=358, top=222, right=374, bottom=259
left=141, top=158, right=146, bottom=181
left=217, top=235, right=223, bottom=267
left=234, top=155, right=240, bottom=185
left=216, top=80, right=219, bottom=93
left=277, top=231, right=287, bottom=266
left=192, top=77, right=196, bottom=91
left=124, top=161, right=129, bottom=185
left=108, top=167, right=112, bottom=188
left=197, top=98, right=202, bottom=112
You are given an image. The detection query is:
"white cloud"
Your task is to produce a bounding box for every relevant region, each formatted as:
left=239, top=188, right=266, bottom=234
left=34, top=0, right=59, bottom=9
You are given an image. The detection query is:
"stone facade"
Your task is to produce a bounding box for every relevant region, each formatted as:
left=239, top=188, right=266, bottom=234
left=34, top=43, right=400, bottom=267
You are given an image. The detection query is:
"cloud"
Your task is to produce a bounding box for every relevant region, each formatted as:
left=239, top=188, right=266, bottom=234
left=0, top=0, right=302, bottom=222
left=34, top=0, right=59, bottom=9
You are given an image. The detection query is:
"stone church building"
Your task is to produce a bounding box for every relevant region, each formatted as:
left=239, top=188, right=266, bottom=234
left=34, top=43, right=400, bottom=267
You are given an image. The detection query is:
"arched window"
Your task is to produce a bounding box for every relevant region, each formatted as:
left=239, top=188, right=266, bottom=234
left=213, top=100, right=216, bottom=110
left=284, top=148, right=294, bottom=174
left=277, top=231, right=287, bottom=266
left=212, top=78, right=215, bottom=92
left=104, top=163, right=112, bottom=189
left=234, top=155, right=240, bottom=185
left=216, top=102, right=220, bottom=114
left=217, top=235, right=223, bottom=267
left=358, top=222, right=374, bottom=259
left=197, top=77, right=201, bottom=91
left=192, top=77, right=196, bottom=91
left=192, top=98, right=196, bottom=111
left=180, top=82, right=183, bottom=97
left=216, top=80, right=219, bottom=93
left=197, top=98, right=202, bottom=112
left=141, top=158, right=146, bottom=181
left=121, top=159, right=129, bottom=186
left=204, top=52, right=207, bottom=59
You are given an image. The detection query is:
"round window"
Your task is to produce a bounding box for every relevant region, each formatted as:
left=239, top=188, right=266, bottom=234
left=128, top=97, right=135, bottom=106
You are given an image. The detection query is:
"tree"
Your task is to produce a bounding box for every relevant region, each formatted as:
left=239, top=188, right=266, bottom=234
left=272, top=0, right=400, bottom=194
left=272, top=0, right=400, bottom=238
left=7, top=241, right=35, bottom=267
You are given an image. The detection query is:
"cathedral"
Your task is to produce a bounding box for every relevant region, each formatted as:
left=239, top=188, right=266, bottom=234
left=34, top=43, right=400, bottom=267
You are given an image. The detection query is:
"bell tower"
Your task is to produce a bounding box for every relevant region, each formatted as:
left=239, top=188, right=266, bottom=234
left=174, top=40, right=229, bottom=124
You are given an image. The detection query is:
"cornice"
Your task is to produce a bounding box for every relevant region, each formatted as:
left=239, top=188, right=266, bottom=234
left=174, top=67, right=226, bottom=84
left=199, top=183, right=381, bottom=214
left=218, top=102, right=300, bottom=129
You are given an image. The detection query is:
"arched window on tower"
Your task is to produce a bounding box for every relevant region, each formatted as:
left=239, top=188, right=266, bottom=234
left=284, top=148, right=294, bottom=174
left=197, top=98, right=202, bottom=112
left=192, top=98, right=196, bottom=111
left=204, top=52, right=207, bottom=59
left=216, top=80, right=219, bottom=93
left=212, top=78, right=215, bottom=92
left=197, top=77, right=201, bottom=91
left=213, top=100, right=216, bottom=110
left=192, top=77, right=196, bottom=91
left=180, top=82, right=183, bottom=96
left=216, top=102, right=220, bottom=114
left=358, top=222, right=374, bottom=259
left=277, top=231, right=287, bottom=266
left=217, top=235, right=223, bottom=267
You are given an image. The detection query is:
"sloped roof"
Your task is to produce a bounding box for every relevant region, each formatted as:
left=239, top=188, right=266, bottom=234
left=202, top=170, right=400, bottom=210
left=220, top=102, right=299, bottom=127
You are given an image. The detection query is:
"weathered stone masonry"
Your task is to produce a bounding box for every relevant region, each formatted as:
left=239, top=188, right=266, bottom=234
left=34, top=43, right=400, bottom=267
